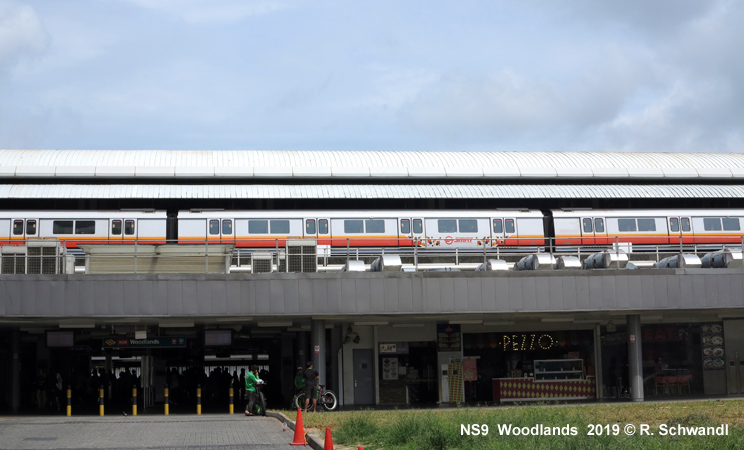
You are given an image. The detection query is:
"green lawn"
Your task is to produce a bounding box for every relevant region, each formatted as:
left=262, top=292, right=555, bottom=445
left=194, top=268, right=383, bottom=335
left=288, top=400, right=744, bottom=450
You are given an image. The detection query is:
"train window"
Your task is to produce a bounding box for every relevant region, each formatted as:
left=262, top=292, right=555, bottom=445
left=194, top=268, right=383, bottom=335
left=366, top=219, right=385, bottom=233
left=53, top=221, right=73, bottom=234
left=723, top=218, right=740, bottom=231
left=669, top=218, right=679, bottom=232
left=319, top=219, right=329, bottom=234
left=344, top=220, right=364, bottom=234
left=413, top=219, right=423, bottom=234
left=125, top=220, right=135, bottom=235
left=505, top=219, right=515, bottom=234
left=438, top=219, right=457, bottom=233
left=493, top=219, right=503, bottom=233
left=112, top=220, right=122, bottom=235
left=75, top=221, right=96, bottom=234
left=618, top=218, right=637, bottom=232
left=26, top=220, right=37, bottom=235
left=681, top=218, right=691, bottom=232
left=594, top=218, right=604, bottom=233
left=248, top=220, right=269, bottom=234
left=305, top=219, right=316, bottom=234
left=459, top=219, right=478, bottom=233
left=703, top=218, right=722, bottom=231
left=637, top=218, right=656, bottom=232
left=400, top=219, right=410, bottom=234
left=582, top=218, right=593, bottom=233
left=209, top=220, right=220, bottom=235
left=270, top=220, right=290, bottom=234
left=222, top=219, right=233, bottom=235
left=13, top=220, right=23, bottom=235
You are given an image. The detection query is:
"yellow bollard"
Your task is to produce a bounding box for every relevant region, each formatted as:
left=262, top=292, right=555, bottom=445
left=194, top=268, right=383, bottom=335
left=66, top=385, right=71, bottom=417
left=132, top=385, right=137, bottom=416
left=229, top=387, right=234, bottom=414
left=164, top=384, right=169, bottom=415
left=197, top=384, right=201, bottom=415
left=99, top=385, right=104, bottom=416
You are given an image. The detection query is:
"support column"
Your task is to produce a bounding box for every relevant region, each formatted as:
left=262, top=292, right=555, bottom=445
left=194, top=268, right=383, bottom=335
left=11, top=330, right=20, bottom=413
left=297, top=330, right=308, bottom=367
left=311, top=320, right=326, bottom=385
left=627, top=314, right=644, bottom=402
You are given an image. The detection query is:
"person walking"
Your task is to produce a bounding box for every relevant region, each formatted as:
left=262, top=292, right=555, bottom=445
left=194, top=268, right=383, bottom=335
left=244, top=366, right=259, bottom=416
left=303, top=361, right=319, bottom=413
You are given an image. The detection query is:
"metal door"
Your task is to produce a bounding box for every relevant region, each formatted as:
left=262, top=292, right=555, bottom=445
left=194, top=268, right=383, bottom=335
left=668, top=216, right=692, bottom=246
left=399, top=218, right=424, bottom=247
left=353, top=349, right=374, bottom=405
left=724, top=320, right=744, bottom=394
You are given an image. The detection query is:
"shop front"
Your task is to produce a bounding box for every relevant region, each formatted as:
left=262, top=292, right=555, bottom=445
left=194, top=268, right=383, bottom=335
left=378, top=341, right=438, bottom=404
left=463, top=329, right=597, bottom=403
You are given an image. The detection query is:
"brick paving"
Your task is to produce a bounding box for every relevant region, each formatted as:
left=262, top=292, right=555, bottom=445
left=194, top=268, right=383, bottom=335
left=0, top=415, right=302, bottom=450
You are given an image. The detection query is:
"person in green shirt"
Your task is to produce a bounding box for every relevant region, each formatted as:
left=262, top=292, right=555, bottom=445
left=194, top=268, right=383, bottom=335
left=294, top=366, right=305, bottom=394
left=244, top=365, right=259, bottom=416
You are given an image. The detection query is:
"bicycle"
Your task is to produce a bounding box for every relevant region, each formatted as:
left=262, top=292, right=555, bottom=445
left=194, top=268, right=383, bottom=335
left=293, top=385, right=337, bottom=411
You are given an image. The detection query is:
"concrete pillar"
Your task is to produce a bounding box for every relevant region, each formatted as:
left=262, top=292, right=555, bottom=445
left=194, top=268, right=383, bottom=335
left=11, top=330, right=20, bottom=413
left=627, top=314, right=644, bottom=402
left=297, top=330, right=308, bottom=367
left=311, top=320, right=326, bottom=385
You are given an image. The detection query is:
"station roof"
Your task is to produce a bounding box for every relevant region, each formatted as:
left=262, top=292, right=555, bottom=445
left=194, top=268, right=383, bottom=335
left=1, top=150, right=743, bottom=180
left=3, top=184, right=744, bottom=199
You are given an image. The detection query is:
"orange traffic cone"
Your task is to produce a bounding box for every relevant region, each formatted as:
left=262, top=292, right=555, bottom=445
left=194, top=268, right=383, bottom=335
left=290, top=409, right=307, bottom=446
left=323, top=427, right=334, bottom=450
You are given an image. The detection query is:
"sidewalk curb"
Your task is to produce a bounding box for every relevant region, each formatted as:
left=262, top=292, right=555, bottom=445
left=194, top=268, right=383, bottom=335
left=268, top=411, right=324, bottom=450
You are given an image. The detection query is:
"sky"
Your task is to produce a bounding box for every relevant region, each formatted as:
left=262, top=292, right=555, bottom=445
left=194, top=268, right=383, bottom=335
left=1, top=0, right=743, bottom=153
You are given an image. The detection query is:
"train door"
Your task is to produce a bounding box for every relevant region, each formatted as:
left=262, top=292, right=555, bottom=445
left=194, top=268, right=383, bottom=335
left=579, top=216, right=609, bottom=246
left=12, top=218, right=39, bottom=243
left=220, top=219, right=234, bottom=245
left=399, top=217, right=424, bottom=247
left=502, top=217, right=517, bottom=246
left=492, top=218, right=504, bottom=246
left=110, top=219, right=125, bottom=243
left=668, top=216, right=692, bottom=245
left=305, top=217, right=330, bottom=245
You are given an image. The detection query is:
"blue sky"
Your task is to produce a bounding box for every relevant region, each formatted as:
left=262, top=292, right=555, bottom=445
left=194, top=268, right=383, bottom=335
left=1, top=0, right=743, bottom=152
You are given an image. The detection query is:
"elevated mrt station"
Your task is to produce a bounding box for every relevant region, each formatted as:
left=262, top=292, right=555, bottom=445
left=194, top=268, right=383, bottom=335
left=2, top=150, right=744, bottom=413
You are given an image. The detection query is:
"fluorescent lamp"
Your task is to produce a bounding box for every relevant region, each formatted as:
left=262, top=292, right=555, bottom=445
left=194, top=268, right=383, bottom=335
left=257, top=322, right=292, bottom=327
left=59, top=324, right=95, bottom=328
left=541, top=318, right=574, bottom=323
left=354, top=321, right=389, bottom=326
left=159, top=321, right=194, bottom=328
left=573, top=319, right=604, bottom=324
left=392, top=324, right=425, bottom=328
left=449, top=320, right=483, bottom=325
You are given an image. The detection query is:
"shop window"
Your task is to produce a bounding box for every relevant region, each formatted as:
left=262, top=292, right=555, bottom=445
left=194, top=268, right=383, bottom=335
left=222, top=219, right=232, bottom=235
left=400, top=219, right=410, bottom=234
left=248, top=220, right=269, bottom=234
left=365, top=219, right=385, bottom=233
left=438, top=219, right=457, bottom=233
left=112, top=220, right=122, bottom=235
left=53, top=220, right=73, bottom=234
left=594, top=218, right=605, bottom=233
left=618, top=218, right=637, bottom=232
left=459, top=219, right=478, bottom=233
left=305, top=219, right=316, bottom=235
left=270, top=220, right=290, bottom=234
left=209, top=219, right=219, bottom=235
left=583, top=218, right=593, bottom=233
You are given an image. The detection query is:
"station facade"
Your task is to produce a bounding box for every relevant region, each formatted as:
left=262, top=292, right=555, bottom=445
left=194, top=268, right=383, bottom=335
left=2, top=150, right=744, bottom=413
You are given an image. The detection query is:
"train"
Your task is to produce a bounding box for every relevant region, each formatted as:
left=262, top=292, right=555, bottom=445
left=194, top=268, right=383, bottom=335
left=2, top=209, right=744, bottom=250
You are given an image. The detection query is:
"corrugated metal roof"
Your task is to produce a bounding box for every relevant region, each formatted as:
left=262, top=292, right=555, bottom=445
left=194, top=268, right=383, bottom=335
left=1, top=150, right=744, bottom=180
left=3, top=184, right=744, bottom=199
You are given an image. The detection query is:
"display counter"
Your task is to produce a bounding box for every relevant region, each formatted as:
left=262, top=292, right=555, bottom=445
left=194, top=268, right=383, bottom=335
left=493, top=376, right=597, bottom=402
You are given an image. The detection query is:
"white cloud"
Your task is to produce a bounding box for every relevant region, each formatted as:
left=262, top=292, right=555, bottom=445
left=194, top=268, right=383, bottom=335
left=0, top=1, right=47, bottom=72
left=121, top=0, right=288, bottom=24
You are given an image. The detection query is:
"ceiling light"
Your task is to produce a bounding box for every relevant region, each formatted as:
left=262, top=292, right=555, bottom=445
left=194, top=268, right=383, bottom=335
left=354, top=321, right=389, bottom=326
left=449, top=320, right=483, bottom=325
left=541, top=318, right=574, bottom=323
left=59, top=324, right=95, bottom=328
left=159, top=321, right=194, bottom=328
left=257, top=322, right=292, bottom=327
left=392, top=324, right=424, bottom=328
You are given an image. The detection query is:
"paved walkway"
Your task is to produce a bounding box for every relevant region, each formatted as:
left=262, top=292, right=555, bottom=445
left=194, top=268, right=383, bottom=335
left=0, top=414, right=301, bottom=450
